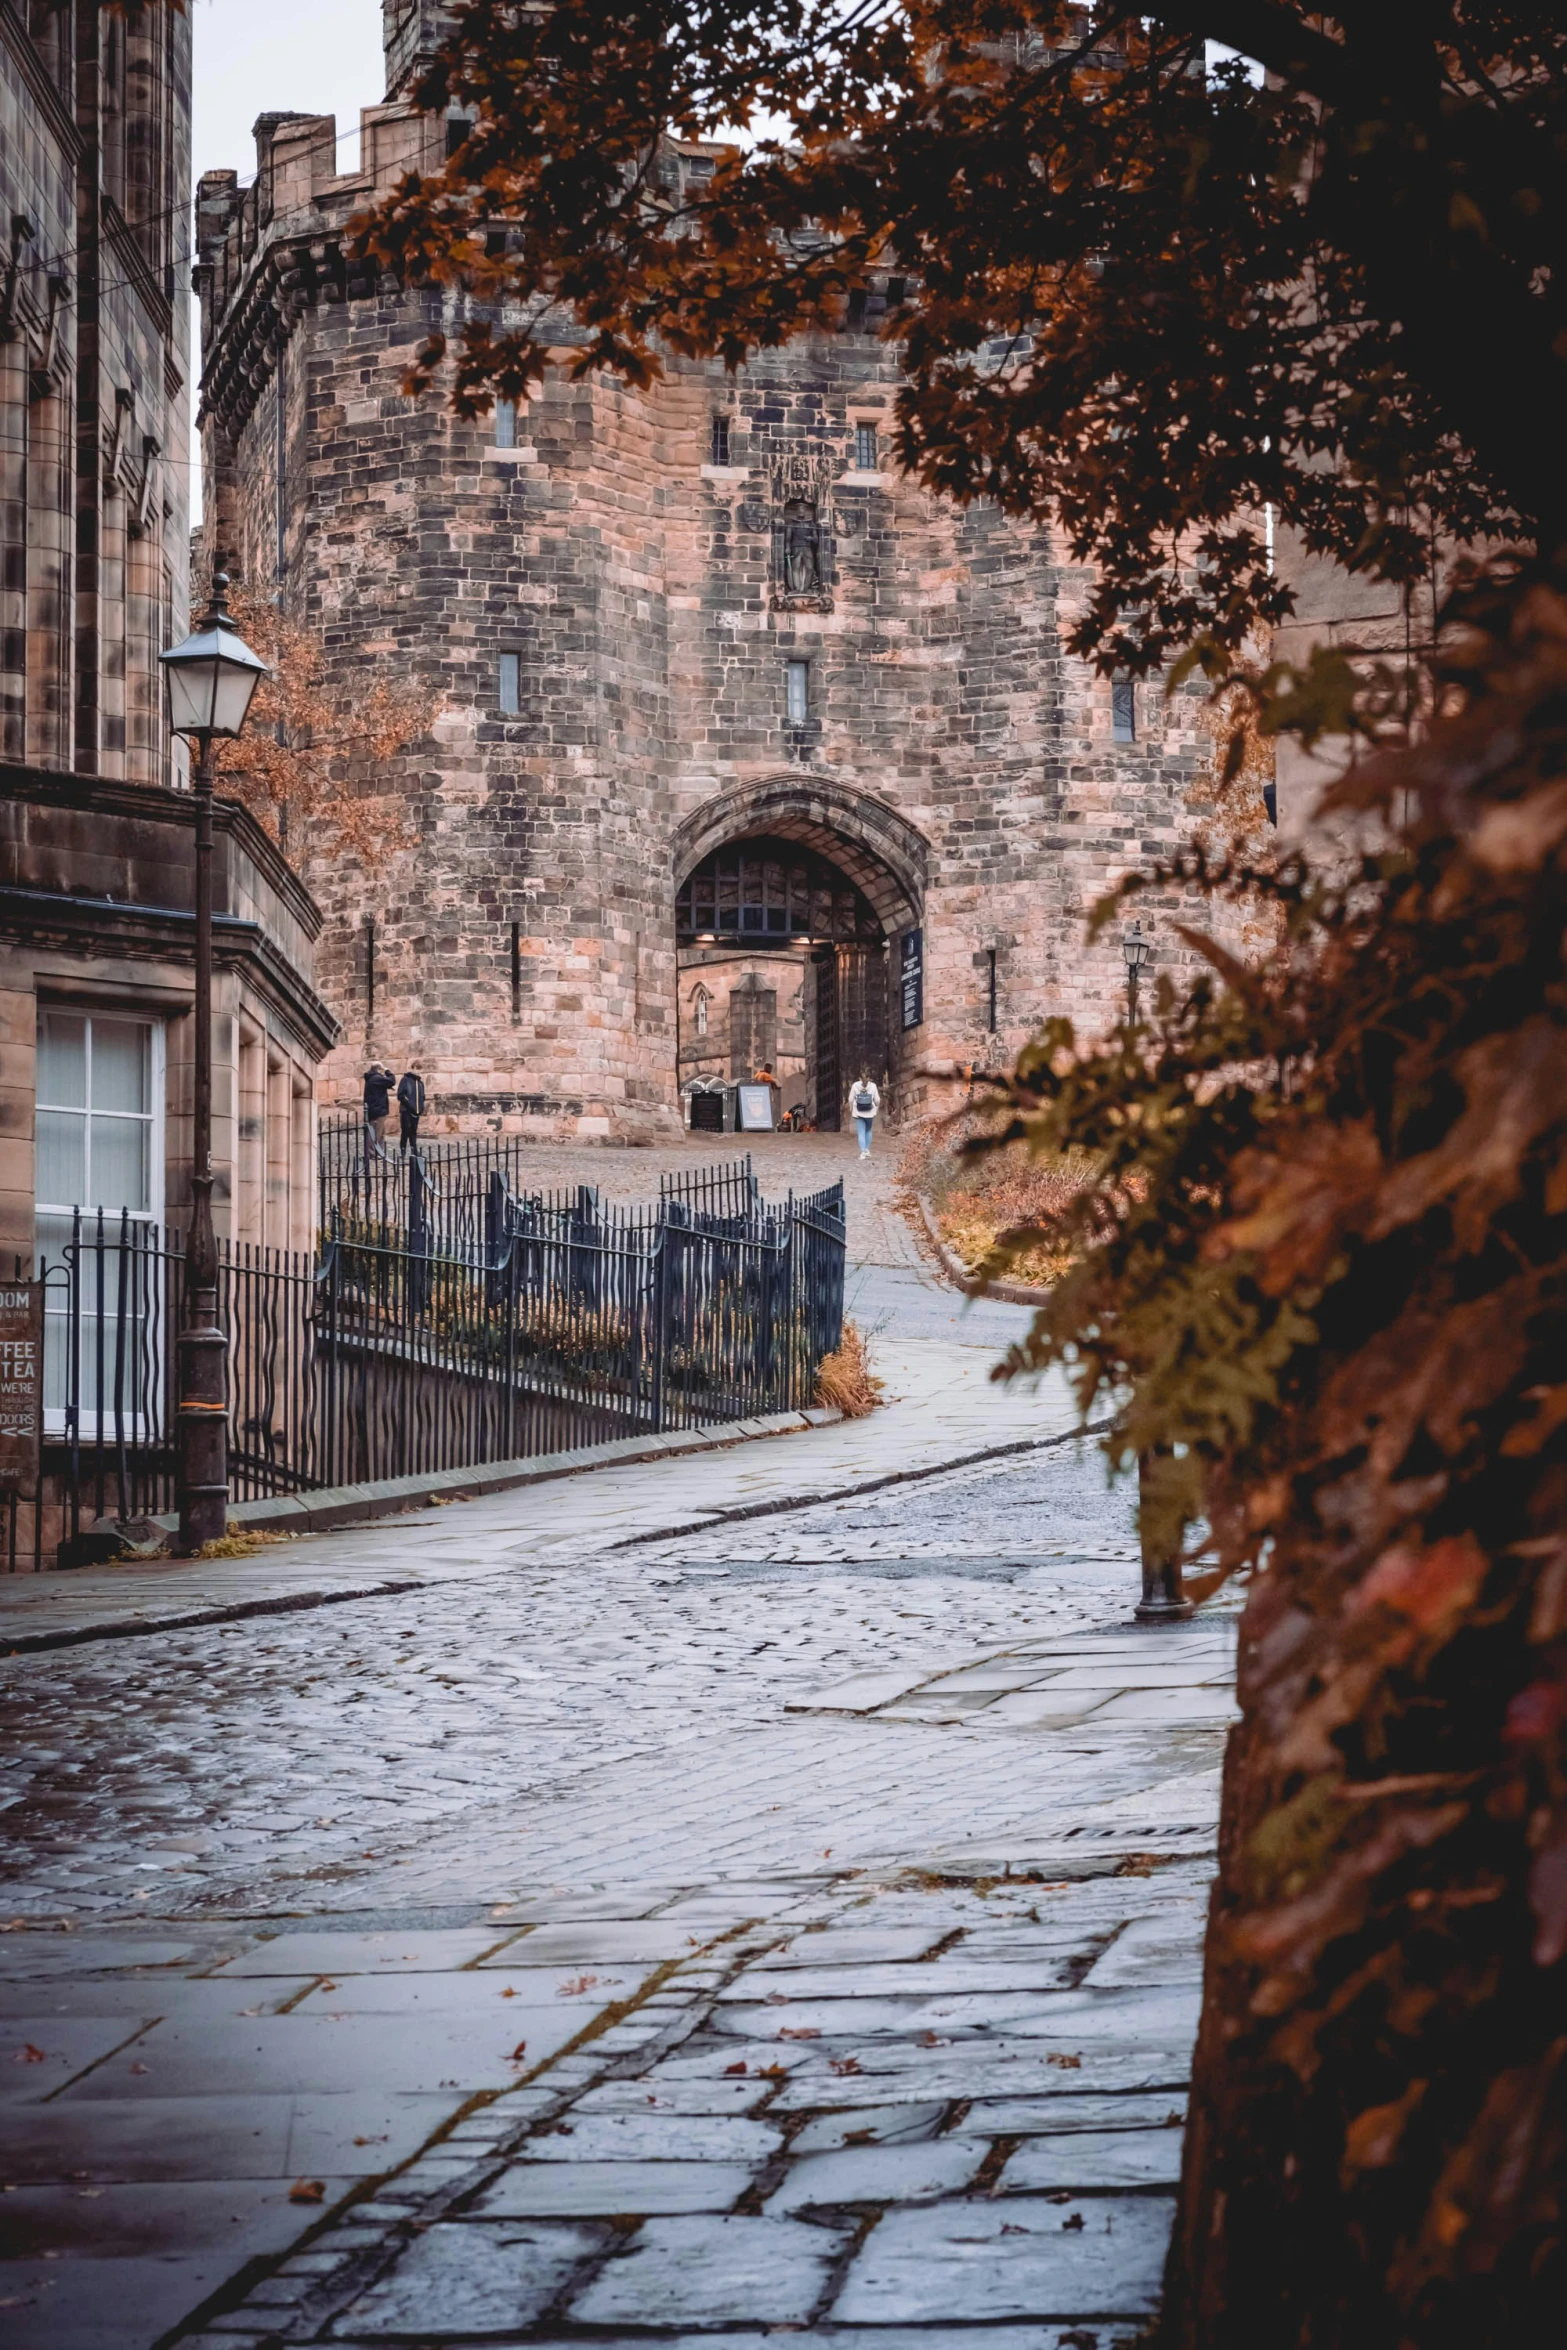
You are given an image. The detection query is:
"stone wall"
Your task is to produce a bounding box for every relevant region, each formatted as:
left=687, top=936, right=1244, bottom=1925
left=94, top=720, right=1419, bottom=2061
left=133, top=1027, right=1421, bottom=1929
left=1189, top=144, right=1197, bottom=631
left=0, top=1, right=191, bottom=787
left=198, top=85, right=1227, bottom=1143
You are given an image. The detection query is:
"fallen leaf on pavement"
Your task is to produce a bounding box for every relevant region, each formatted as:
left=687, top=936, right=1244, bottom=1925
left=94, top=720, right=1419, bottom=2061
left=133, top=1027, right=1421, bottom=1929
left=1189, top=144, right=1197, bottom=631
left=508, top=2041, right=529, bottom=2063
left=557, top=1974, right=600, bottom=1996
left=778, top=2026, right=821, bottom=2041
left=289, top=2179, right=325, bottom=2205
left=500, top=1987, right=516, bottom=1998
left=11, top=2046, right=45, bottom=2065
left=724, top=2060, right=748, bottom=2075
left=128, top=2062, right=150, bottom=2076
left=830, top=2058, right=863, bottom=2077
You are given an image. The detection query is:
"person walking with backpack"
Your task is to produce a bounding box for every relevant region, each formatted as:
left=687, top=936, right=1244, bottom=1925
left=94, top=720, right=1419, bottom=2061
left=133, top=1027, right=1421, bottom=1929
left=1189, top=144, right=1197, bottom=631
left=397, top=1067, right=426, bottom=1154
left=848, top=1072, right=881, bottom=1159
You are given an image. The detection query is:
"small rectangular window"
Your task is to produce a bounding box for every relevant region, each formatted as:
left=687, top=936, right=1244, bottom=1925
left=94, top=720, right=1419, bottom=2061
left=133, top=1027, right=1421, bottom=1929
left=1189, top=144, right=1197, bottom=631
left=711, top=415, right=730, bottom=465
left=1112, top=674, right=1137, bottom=742
left=499, top=652, right=521, bottom=715
left=886, top=276, right=907, bottom=304
left=785, top=659, right=810, bottom=727
left=494, top=399, right=517, bottom=449
left=854, top=422, right=879, bottom=471
left=445, top=115, right=470, bottom=158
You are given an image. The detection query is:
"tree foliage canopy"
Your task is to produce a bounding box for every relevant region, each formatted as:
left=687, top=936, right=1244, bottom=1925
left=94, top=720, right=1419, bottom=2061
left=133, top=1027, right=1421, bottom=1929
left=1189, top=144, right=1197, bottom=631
left=356, top=2, right=1567, bottom=669
left=214, top=591, right=430, bottom=867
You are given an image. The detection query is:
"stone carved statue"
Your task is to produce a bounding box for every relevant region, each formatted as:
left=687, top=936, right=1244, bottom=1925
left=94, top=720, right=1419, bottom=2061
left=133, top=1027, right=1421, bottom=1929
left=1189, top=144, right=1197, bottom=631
left=782, top=500, right=822, bottom=594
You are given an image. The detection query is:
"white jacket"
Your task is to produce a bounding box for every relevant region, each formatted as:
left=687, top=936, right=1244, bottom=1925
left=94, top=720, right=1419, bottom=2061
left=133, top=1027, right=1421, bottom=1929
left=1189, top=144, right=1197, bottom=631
left=848, top=1079, right=881, bottom=1119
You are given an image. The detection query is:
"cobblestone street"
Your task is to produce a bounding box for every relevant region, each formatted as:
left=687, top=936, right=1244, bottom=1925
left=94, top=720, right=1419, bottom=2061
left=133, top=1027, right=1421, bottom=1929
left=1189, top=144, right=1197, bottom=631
left=0, top=1148, right=1232, bottom=2348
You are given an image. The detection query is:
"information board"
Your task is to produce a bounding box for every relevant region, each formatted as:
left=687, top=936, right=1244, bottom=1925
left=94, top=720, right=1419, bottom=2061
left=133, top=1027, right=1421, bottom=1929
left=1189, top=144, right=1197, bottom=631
left=899, top=927, right=925, bottom=1031
left=0, top=1279, right=43, bottom=1492
left=736, top=1083, right=776, bottom=1133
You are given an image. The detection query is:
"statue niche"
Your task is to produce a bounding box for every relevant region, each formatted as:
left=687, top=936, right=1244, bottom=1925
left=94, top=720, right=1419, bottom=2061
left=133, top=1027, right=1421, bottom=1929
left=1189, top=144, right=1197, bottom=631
left=783, top=500, right=822, bottom=595
left=769, top=450, right=835, bottom=612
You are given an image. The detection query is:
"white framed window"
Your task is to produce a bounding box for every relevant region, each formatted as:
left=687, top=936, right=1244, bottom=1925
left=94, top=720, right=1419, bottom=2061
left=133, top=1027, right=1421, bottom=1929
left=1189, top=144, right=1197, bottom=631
left=1112, top=673, right=1137, bottom=742
left=35, top=1010, right=165, bottom=1433
left=499, top=651, right=522, bottom=715
left=785, top=658, right=810, bottom=727
left=494, top=398, right=518, bottom=449
left=692, top=985, right=711, bottom=1037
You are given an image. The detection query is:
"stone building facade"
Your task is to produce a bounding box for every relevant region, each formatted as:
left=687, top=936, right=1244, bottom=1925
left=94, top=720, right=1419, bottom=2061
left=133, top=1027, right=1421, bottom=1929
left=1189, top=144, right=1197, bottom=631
left=197, top=15, right=1221, bottom=1142
left=0, top=5, right=334, bottom=1273
left=1, top=0, right=191, bottom=783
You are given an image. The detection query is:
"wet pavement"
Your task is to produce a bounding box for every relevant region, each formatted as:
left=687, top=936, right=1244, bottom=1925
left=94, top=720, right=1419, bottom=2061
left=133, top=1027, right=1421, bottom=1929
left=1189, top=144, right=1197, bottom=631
left=0, top=1142, right=1229, bottom=2347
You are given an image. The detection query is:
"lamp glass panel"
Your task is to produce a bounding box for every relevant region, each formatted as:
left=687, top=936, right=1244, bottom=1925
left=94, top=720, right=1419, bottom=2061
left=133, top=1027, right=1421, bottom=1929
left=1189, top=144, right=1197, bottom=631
left=210, top=653, right=262, bottom=736
left=164, top=654, right=219, bottom=734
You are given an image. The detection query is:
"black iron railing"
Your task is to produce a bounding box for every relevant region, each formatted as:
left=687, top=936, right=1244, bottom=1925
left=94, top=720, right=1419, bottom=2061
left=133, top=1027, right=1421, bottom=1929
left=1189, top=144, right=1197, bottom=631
left=34, top=1161, right=845, bottom=1558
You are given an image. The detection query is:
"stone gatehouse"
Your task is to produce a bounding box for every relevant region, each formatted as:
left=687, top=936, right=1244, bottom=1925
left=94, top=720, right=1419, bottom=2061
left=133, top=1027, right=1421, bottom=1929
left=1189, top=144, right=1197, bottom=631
left=195, top=19, right=1217, bottom=1142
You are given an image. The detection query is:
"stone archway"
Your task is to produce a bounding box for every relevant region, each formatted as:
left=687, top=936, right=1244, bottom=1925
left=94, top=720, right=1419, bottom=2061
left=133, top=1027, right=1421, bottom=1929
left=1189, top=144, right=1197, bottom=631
left=673, top=782, right=929, bottom=1130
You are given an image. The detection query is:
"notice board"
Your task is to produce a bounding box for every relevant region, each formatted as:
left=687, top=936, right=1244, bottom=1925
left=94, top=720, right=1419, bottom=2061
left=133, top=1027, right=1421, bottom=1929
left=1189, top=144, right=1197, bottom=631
left=0, top=1279, right=43, bottom=1491
left=899, top=927, right=925, bottom=1031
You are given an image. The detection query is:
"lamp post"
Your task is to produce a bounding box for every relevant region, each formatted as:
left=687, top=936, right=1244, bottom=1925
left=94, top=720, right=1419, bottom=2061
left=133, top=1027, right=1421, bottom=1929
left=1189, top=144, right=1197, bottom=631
left=1122, top=917, right=1152, bottom=1022
left=1118, top=916, right=1193, bottom=1622
left=159, top=575, right=267, bottom=1554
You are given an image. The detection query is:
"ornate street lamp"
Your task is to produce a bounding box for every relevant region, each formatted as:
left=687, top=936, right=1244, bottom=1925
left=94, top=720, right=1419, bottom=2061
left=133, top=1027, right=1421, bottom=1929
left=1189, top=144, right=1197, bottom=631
left=160, top=576, right=267, bottom=1553
left=1122, top=916, right=1153, bottom=1023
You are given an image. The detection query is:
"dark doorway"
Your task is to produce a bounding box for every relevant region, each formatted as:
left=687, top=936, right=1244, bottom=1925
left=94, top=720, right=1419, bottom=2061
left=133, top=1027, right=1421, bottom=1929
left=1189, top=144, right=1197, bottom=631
left=814, top=954, right=840, bottom=1128
left=677, top=830, right=900, bottom=1131
left=814, top=945, right=889, bottom=1130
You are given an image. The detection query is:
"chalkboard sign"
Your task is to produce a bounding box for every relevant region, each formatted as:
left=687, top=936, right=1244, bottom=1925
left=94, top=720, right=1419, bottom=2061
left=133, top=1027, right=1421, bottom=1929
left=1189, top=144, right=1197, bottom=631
left=0, top=1280, right=43, bottom=1492
left=899, top=927, right=924, bottom=1031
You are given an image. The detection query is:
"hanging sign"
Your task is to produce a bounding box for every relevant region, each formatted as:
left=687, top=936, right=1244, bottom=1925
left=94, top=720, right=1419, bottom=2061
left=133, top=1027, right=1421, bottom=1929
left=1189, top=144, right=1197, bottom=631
left=899, top=927, right=925, bottom=1031
left=0, top=1279, right=43, bottom=1491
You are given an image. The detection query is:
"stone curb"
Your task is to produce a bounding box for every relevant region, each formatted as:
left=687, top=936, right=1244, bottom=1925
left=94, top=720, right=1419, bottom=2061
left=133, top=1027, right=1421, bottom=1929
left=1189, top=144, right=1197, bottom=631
left=610, top=1414, right=1114, bottom=1549
left=160, top=1407, right=843, bottom=1539
left=0, top=1412, right=840, bottom=1657
left=909, top=1187, right=1052, bottom=1308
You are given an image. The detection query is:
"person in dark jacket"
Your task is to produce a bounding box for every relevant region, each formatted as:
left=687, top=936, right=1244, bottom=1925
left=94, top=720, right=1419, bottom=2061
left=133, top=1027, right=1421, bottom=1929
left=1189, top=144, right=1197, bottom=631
left=397, top=1069, right=426, bottom=1153
left=363, top=1064, right=393, bottom=1157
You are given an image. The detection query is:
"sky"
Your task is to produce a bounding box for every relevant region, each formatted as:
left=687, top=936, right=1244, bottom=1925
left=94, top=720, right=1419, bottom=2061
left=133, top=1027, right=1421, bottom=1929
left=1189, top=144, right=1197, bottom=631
left=191, top=0, right=385, bottom=187
left=188, top=0, right=385, bottom=514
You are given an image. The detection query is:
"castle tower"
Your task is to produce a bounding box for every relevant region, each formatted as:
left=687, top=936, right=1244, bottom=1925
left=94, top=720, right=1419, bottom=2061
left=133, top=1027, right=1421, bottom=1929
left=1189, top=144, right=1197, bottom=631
left=195, top=19, right=1213, bottom=1140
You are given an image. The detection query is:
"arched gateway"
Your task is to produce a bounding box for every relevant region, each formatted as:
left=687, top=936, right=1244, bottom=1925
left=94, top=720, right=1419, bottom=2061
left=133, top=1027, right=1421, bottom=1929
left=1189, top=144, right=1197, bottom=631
left=673, top=783, right=929, bottom=1131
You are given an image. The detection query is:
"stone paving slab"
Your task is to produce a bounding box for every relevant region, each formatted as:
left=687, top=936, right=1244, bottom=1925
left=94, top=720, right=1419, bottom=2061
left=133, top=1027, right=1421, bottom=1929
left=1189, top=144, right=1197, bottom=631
left=832, top=2194, right=1174, bottom=2323
left=568, top=2214, right=855, bottom=2329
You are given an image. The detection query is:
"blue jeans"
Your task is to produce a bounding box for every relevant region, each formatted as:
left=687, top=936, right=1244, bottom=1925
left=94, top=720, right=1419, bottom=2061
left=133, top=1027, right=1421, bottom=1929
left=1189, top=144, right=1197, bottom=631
left=855, top=1116, right=874, bottom=1154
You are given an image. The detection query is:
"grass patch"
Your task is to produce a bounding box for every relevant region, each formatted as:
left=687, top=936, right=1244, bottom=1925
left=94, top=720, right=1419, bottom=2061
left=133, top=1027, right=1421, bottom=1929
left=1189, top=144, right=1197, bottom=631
left=902, top=1116, right=1094, bottom=1288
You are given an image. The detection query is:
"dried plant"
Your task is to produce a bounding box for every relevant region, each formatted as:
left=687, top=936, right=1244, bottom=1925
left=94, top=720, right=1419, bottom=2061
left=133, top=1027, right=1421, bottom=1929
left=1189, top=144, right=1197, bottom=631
left=814, top=1322, right=884, bottom=1418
